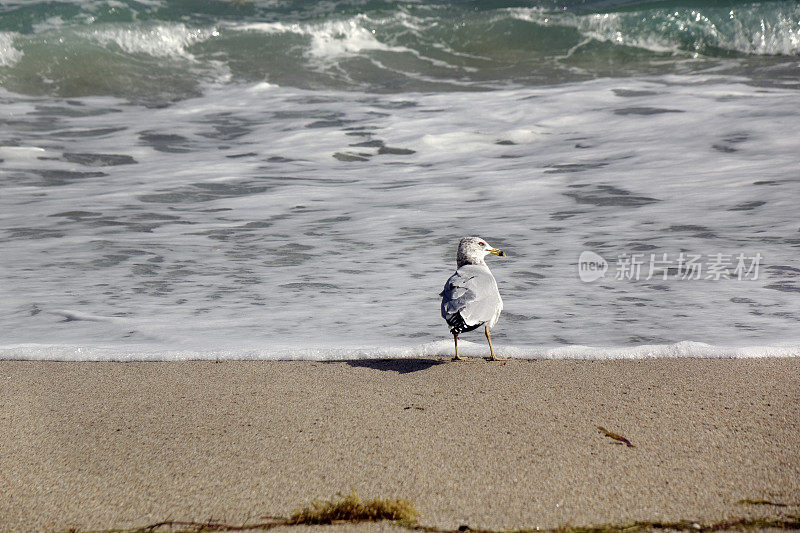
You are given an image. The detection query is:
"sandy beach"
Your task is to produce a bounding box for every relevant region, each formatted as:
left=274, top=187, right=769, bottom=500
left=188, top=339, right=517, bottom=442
left=0, top=357, right=798, bottom=532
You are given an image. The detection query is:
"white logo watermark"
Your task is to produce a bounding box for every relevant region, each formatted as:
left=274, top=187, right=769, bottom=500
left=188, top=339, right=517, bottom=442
left=578, top=251, right=761, bottom=282
left=578, top=250, right=608, bottom=282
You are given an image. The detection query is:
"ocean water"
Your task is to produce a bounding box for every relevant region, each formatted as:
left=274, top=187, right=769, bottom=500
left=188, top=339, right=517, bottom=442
left=1, top=0, right=799, bottom=361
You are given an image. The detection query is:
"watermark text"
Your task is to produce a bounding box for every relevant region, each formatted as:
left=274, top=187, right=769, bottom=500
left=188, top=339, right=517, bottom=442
left=578, top=251, right=761, bottom=282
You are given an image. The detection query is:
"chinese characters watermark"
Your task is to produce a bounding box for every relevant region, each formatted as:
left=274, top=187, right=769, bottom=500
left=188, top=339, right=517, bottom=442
left=578, top=251, right=761, bottom=282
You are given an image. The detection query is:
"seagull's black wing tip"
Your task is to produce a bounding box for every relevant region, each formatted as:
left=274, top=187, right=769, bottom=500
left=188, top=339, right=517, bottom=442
left=446, top=312, right=482, bottom=335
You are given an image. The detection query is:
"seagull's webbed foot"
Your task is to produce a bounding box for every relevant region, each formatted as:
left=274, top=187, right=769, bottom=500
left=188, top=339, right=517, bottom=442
left=484, top=326, right=508, bottom=363
left=451, top=334, right=467, bottom=361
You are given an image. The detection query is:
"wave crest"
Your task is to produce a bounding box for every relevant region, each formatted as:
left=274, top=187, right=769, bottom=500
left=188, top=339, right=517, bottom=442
left=83, top=22, right=212, bottom=58
left=0, top=32, right=24, bottom=67
left=507, top=4, right=800, bottom=56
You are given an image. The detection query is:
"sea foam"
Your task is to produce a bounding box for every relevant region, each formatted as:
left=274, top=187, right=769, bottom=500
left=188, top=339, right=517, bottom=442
left=0, top=32, right=23, bottom=67
left=1, top=341, right=797, bottom=362
left=1, top=77, right=799, bottom=361
left=1, top=1, right=799, bottom=362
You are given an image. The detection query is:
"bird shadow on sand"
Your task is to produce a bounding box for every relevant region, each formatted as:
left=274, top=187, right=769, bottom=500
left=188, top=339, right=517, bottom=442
left=343, top=358, right=447, bottom=374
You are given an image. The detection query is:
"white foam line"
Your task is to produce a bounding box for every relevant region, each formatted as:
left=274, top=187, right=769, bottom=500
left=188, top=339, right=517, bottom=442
left=363, top=56, right=478, bottom=87
left=431, top=42, right=492, bottom=61
left=0, top=146, right=47, bottom=160
left=1, top=340, right=797, bottom=362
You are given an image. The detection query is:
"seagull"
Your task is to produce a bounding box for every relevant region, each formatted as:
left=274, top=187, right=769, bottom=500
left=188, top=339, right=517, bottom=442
left=440, top=236, right=507, bottom=361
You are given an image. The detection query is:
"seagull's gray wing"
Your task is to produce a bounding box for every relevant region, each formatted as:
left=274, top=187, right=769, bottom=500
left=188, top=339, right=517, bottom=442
left=440, top=264, right=503, bottom=334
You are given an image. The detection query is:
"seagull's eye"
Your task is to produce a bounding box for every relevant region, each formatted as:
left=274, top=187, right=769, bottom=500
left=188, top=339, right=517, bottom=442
left=478, top=242, right=486, bottom=246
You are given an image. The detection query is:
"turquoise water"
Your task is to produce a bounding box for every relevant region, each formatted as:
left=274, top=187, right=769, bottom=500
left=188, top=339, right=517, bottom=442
left=1, top=1, right=798, bottom=102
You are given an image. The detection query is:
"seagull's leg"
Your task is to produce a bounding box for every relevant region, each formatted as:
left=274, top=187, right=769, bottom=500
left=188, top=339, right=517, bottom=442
left=485, top=326, right=508, bottom=362
left=452, top=334, right=466, bottom=361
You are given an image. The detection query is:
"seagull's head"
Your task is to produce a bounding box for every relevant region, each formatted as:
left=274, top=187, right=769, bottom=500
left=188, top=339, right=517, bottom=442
left=457, top=236, right=506, bottom=267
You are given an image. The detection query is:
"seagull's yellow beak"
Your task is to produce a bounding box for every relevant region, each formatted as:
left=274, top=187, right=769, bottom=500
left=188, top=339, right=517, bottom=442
left=488, top=248, right=507, bottom=257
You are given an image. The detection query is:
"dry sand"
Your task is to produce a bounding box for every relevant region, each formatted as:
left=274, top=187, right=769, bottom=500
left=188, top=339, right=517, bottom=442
left=0, top=357, right=798, bottom=532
